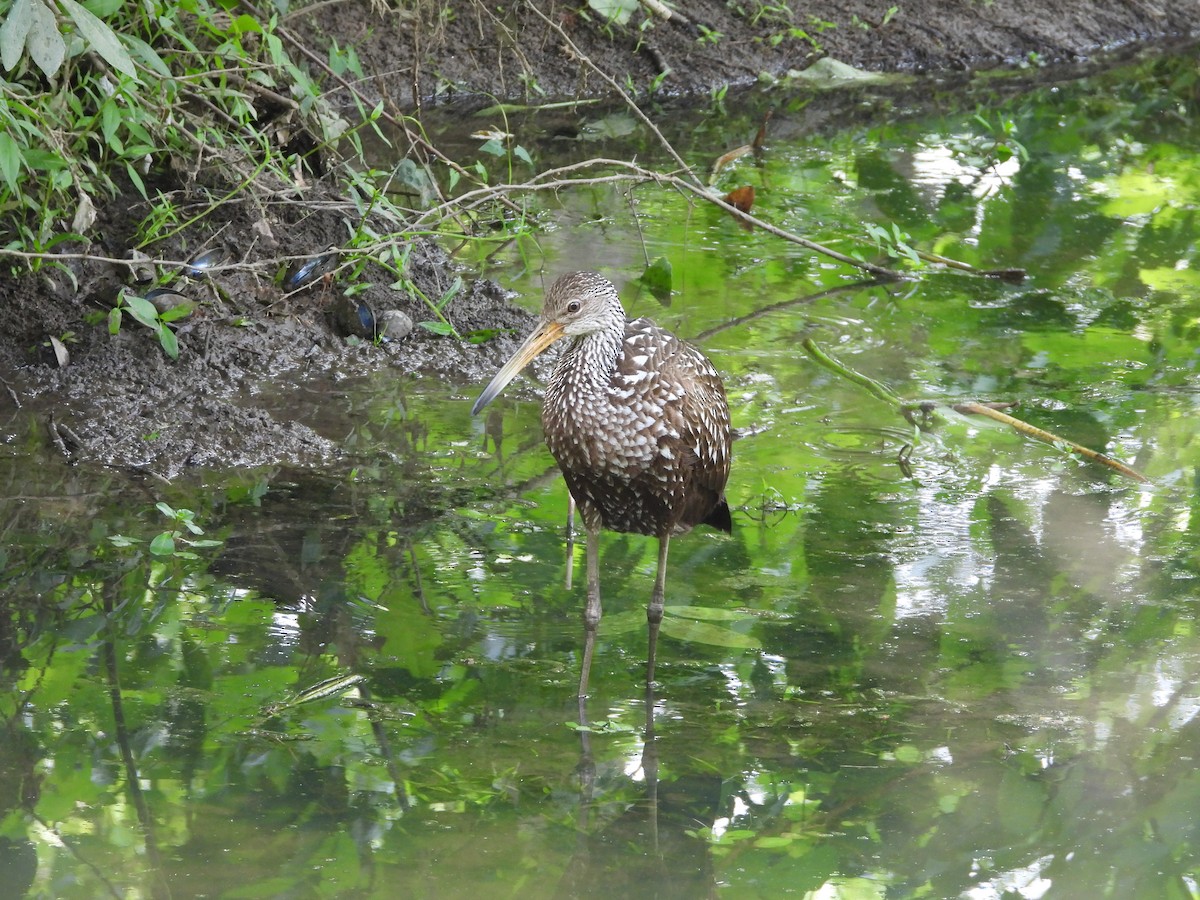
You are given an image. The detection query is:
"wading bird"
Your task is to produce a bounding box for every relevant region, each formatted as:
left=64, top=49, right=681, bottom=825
left=471, top=272, right=732, bottom=696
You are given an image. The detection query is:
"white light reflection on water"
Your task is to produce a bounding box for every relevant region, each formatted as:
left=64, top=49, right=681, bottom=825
left=966, top=854, right=1055, bottom=900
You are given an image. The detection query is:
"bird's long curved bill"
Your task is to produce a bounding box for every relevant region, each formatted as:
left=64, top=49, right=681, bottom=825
left=471, top=320, right=565, bottom=415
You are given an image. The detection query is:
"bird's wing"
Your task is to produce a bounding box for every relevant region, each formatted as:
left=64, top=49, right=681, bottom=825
left=623, top=320, right=733, bottom=528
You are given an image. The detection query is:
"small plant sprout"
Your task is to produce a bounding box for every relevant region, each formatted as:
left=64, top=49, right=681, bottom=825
left=109, top=288, right=194, bottom=360
left=108, top=503, right=223, bottom=559
left=865, top=222, right=922, bottom=267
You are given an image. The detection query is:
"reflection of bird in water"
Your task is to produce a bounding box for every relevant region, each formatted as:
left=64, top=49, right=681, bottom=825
left=472, top=271, right=733, bottom=695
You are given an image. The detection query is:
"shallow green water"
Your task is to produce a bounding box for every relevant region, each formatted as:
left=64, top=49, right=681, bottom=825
left=3, top=54, right=1200, bottom=898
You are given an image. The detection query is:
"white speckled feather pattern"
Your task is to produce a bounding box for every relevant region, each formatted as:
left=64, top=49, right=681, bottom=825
left=469, top=270, right=733, bottom=694
left=537, top=273, right=732, bottom=538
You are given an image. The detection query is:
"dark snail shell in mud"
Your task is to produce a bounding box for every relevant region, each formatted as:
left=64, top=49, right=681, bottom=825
left=284, top=250, right=339, bottom=291
left=331, top=295, right=376, bottom=339
left=185, top=248, right=229, bottom=277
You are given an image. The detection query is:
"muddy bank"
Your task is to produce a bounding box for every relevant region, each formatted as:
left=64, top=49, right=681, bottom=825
left=1, top=226, right=528, bottom=478
left=1, top=0, right=1196, bottom=477
left=301, top=0, right=1199, bottom=107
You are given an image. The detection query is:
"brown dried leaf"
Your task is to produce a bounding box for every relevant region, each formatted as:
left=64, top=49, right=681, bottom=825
left=48, top=335, right=69, bottom=368
left=725, top=185, right=755, bottom=213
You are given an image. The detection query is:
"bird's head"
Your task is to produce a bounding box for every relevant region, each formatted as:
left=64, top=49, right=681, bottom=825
left=471, top=272, right=625, bottom=415
left=544, top=271, right=625, bottom=337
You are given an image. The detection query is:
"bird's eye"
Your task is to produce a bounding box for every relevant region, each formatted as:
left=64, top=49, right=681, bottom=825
left=567, top=300, right=581, bottom=313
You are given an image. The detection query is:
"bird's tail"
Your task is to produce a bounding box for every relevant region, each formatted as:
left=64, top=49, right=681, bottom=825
left=703, top=498, right=732, bottom=533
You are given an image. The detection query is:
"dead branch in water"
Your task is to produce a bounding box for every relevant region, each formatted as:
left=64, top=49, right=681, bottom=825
left=800, top=338, right=1150, bottom=484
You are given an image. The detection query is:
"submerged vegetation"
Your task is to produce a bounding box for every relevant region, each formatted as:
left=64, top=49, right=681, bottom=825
left=2, top=2, right=1200, bottom=895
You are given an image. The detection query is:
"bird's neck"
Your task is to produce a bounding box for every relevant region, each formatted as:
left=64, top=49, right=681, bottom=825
left=558, top=319, right=625, bottom=389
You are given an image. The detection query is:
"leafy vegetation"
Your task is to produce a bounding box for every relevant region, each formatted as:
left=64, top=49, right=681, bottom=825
left=107, top=287, right=192, bottom=358
left=2, top=18, right=1200, bottom=900
left=0, top=0, right=512, bottom=339
left=0, top=0, right=332, bottom=259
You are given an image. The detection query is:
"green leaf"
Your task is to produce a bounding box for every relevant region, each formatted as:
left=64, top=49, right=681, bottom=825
left=0, top=132, right=21, bottom=191
left=419, top=321, right=455, bottom=336
left=124, top=162, right=147, bottom=199
left=100, top=99, right=122, bottom=151
left=513, top=145, right=533, bottom=166
left=0, top=0, right=33, bottom=72
left=123, top=123, right=155, bottom=151
left=668, top=605, right=753, bottom=622
left=157, top=300, right=195, bottom=323
left=464, top=328, right=504, bottom=344
left=149, top=532, right=176, bottom=556
left=478, top=138, right=505, bottom=157
left=59, top=0, right=138, bottom=80
left=436, top=276, right=462, bottom=310
left=25, top=0, right=65, bottom=79
left=229, top=15, right=262, bottom=34
left=157, top=325, right=179, bottom=360
left=659, top=615, right=761, bottom=650
left=107, top=305, right=121, bottom=334
left=122, top=34, right=169, bottom=77
left=83, top=0, right=123, bottom=15
left=638, top=256, right=673, bottom=302
left=754, top=835, right=795, bottom=849
left=123, top=294, right=159, bottom=328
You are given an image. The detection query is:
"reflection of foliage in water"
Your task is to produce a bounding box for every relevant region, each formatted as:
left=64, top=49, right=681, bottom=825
left=2, top=51, right=1200, bottom=898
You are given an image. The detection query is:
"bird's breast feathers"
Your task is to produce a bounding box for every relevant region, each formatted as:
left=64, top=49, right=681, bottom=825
left=542, top=318, right=729, bottom=479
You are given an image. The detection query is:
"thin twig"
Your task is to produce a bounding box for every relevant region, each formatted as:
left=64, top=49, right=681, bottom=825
left=226, top=72, right=300, bottom=111
left=916, top=249, right=1026, bottom=283
left=801, top=338, right=906, bottom=407
left=525, top=0, right=704, bottom=189
left=0, top=247, right=330, bottom=275
left=411, top=157, right=908, bottom=280
left=693, top=279, right=892, bottom=342
left=952, top=400, right=1149, bottom=483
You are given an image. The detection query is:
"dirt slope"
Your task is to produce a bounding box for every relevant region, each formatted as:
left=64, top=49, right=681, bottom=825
left=295, top=0, right=1198, bottom=106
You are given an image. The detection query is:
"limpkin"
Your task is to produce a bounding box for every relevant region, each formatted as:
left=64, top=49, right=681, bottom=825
left=472, top=272, right=733, bottom=696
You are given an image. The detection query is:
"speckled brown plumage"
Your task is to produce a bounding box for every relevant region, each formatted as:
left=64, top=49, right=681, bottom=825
left=472, top=271, right=733, bottom=695
left=538, top=273, right=731, bottom=539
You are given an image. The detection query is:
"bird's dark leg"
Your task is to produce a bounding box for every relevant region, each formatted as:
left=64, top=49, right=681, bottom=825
left=578, top=523, right=602, bottom=699
left=645, top=535, right=670, bottom=688
left=564, top=494, right=576, bottom=591
left=641, top=675, right=660, bottom=856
